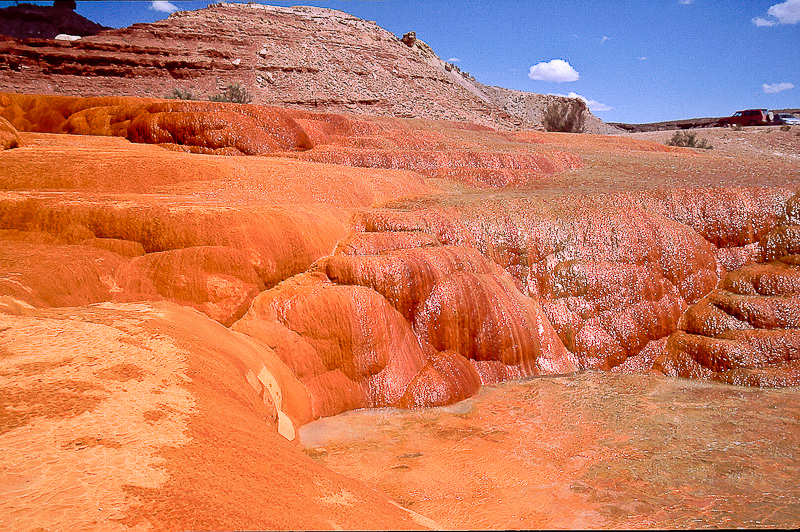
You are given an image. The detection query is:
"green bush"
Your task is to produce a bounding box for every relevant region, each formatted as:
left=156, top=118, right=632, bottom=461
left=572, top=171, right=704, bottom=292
left=209, top=83, right=253, bottom=104
left=164, top=87, right=197, bottom=100
left=666, top=130, right=713, bottom=149
left=543, top=98, right=587, bottom=133
left=780, top=124, right=792, bottom=132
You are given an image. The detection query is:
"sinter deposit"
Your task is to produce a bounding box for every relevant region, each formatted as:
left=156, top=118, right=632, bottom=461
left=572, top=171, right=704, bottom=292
left=1, top=2, right=799, bottom=530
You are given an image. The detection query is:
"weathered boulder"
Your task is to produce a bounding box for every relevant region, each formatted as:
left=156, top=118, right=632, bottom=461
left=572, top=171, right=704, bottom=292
left=400, top=31, right=417, bottom=47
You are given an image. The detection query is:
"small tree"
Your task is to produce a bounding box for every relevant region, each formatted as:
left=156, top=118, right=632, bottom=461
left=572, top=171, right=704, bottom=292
left=543, top=98, right=587, bottom=133
left=209, top=83, right=252, bottom=104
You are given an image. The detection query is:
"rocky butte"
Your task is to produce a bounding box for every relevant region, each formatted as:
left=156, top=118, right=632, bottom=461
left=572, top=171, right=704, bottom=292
left=0, top=2, right=799, bottom=530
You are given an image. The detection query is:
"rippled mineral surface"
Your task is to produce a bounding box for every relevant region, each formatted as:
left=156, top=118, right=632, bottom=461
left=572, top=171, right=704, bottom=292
left=300, top=371, right=800, bottom=530
left=2, top=90, right=800, bottom=529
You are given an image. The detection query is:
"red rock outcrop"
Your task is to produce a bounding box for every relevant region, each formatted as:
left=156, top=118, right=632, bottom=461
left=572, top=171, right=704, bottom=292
left=0, top=110, right=440, bottom=338
left=281, top=110, right=592, bottom=185
left=2, top=93, right=800, bottom=426
left=353, top=193, right=726, bottom=370
left=0, top=194, right=346, bottom=289
left=3, top=93, right=799, bottom=415
left=628, top=187, right=793, bottom=257
left=1, top=92, right=590, bottom=188
left=324, top=238, right=575, bottom=376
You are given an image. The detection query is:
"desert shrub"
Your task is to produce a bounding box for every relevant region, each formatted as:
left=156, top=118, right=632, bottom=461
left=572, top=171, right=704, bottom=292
left=543, top=98, right=587, bottom=133
left=780, top=124, right=791, bottom=132
left=209, top=83, right=253, bottom=104
left=165, top=87, right=197, bottom=100
left=666, top=130, right=713, bottom=149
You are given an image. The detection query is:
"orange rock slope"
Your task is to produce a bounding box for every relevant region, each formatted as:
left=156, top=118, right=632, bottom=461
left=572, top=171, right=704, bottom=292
left=1, top=92, right=800, bottom=529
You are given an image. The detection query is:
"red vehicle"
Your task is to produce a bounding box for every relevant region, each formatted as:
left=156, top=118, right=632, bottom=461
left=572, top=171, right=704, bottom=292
left=718, top=109, right=774, bottom=127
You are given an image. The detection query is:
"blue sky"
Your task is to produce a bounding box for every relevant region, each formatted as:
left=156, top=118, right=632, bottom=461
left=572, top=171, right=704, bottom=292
left=4, top=0, right=799, bottom=123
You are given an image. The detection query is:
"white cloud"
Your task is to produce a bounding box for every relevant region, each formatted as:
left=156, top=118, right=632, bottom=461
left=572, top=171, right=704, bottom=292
left=528, top=59, right=579, bottom=82
left=768, top=0, right=800, bottom=22
left=753, top=0, right=800, bottom=26
left=753, top=17, right=777, bottom=26
left=150, top=1, right=179, bottom=14
left=600, top=35, right=610, bottom=44
left=555, top=92, right=614, bottom=112
left=679, top=0, right=693, bottom=5
left=637, top=56, right=648, bottom=61
left=762, top=82, right=795, bottom=93
left=447, top=57, right=461, bottom=63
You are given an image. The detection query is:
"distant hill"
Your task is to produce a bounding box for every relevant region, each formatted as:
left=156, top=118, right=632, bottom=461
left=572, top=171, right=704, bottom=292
left=0, top=1, right=612, bottom=132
